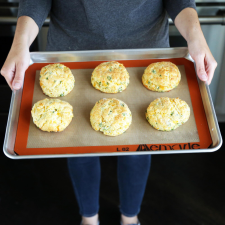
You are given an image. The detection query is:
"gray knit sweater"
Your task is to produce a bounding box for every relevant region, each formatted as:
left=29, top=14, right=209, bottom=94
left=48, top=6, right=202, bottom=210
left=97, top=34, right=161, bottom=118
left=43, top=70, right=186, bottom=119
left=18, top=0, right=196, bottom=51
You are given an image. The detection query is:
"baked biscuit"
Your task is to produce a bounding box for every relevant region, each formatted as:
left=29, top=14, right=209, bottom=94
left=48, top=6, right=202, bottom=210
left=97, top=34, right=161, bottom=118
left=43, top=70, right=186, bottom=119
left=40, top=63, right=75, bottom=97
left=142, top=61, right=181, bottom=92
left=91, top=61, right=129, bottom=93
left=146, top=97, right=190, bottom=131
left=31, top=98, right=73, bottom=132
left=90, top=98, right=132, bottom=136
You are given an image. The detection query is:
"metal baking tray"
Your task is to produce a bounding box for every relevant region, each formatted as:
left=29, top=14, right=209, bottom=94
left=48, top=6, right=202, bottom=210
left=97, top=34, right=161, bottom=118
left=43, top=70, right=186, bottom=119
left=3, top=47, right=222, bottom=159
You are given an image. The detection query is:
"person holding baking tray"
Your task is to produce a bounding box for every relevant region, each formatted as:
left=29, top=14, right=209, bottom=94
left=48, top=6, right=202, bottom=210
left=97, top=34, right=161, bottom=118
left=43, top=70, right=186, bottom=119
left=0, top=1, right=217, bottom=225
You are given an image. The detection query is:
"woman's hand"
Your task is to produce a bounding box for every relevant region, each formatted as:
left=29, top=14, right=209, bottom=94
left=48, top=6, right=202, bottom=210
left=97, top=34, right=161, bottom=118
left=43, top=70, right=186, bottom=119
left=188, top=39, right=217, bottom=85
left=174, top=8, right=217, bottom=85
left=1, top=43, right=30, bottom=90
left=0, top=16, right=39, bottom=90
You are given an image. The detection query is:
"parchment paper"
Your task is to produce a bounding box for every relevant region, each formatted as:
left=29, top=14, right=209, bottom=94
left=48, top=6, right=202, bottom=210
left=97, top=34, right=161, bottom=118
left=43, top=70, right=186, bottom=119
left=27, top=65, right=199, bottom=148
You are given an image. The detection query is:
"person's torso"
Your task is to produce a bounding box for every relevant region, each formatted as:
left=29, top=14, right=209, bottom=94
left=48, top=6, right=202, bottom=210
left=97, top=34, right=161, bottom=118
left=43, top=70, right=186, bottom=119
left=47, top=0, right=169, bottom=51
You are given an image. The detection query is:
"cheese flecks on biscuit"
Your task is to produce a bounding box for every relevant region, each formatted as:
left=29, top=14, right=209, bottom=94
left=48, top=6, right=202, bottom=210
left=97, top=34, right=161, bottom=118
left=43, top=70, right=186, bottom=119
left=91, top=61, right=129, bottom=93
left=146, top=97, right=190, bottom=131
left=40, top=63, right=75, bottom=97
left=90, top=98, right=132, bottom=136
left=31, top=98, right=73, bottom=132
left=142, top=61, right=181, bottom=92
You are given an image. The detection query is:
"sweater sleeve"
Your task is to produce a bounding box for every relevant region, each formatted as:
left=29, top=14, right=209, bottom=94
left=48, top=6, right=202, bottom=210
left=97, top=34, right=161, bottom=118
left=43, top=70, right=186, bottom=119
left=163, top=0, right=196, bottom=22
left=17, top=0, right=52, bottom=30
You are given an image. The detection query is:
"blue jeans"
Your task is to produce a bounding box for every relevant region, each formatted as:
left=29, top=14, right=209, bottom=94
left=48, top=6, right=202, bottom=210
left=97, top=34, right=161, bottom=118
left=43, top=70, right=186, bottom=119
left=68, top=155, right=151, bottom=217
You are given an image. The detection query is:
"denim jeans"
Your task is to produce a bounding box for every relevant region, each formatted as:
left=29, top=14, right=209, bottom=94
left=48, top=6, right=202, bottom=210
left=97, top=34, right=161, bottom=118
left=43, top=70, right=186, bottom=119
left=67, top=155, right=151, bottom=217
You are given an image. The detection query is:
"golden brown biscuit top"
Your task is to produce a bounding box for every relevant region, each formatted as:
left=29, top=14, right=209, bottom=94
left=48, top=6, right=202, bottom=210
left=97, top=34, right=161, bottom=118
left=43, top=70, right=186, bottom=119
left=40, top=63, right=75, bottom=97
left=90, top=98, right=132, bottom=136
left=31, top=98, right=73, bottom=132
left=142, top=61, right=181, bottom=92
left=91, top=61, right=129, bottom=93
left=146, top=97, right=190, bottom=131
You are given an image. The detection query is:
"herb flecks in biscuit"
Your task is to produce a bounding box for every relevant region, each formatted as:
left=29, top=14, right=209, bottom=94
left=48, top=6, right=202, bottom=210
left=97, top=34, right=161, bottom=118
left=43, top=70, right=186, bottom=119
left=31, top=98, right=73, bottom=132
left=90, top=98, right=132, bottom=136
left=142, top=62, right=181, bottom=92
left=91, top=61, right=129, bottom=93
left=146, top=97, right=190, bottom=131
left=40, top=63, right=75, bottom=97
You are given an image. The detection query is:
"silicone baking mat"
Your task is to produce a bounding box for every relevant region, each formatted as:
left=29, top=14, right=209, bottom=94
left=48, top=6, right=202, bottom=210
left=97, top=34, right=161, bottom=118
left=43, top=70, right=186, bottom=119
left=14, top=58, right=212, bottom=155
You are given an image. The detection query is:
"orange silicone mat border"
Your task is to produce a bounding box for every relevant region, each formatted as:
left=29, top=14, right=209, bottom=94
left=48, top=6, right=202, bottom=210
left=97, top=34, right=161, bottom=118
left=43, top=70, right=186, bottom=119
left=14, top=58, right=212, bottom=155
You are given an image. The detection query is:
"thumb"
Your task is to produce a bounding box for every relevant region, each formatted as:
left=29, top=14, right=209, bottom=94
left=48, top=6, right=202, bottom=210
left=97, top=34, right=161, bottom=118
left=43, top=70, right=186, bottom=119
left=12, top=62, right=27, bottom=90
left=194, top=55, right=208, bottom=82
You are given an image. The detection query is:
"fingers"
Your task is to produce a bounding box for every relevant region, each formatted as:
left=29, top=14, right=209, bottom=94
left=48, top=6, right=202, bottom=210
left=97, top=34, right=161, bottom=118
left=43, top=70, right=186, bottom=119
left=193, top=54, right=208, bottom=82
left=205, top=56, right=217, bottom=85
left=1, top=60, right=28, bottom=90
left=13, top=61, right=27, bottom=90
left=191, top=46, right=217, bottom=85
left=0, top=62, right=15, bottom=90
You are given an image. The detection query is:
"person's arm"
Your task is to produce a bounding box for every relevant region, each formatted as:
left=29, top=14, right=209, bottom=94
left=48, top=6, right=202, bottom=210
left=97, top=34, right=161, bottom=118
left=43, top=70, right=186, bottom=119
left=1, top=16, right=38, bottom=89
left=174, top=8, right=217, bottom=84
left=164, top=0, right=217, bottom=84
left=1, top=0, right=52, bottom=90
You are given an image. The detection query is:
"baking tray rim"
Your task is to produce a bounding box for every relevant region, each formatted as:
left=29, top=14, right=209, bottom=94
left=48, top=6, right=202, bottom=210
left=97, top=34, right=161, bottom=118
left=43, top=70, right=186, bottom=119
left=3, top=47, right=223, bottom=159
